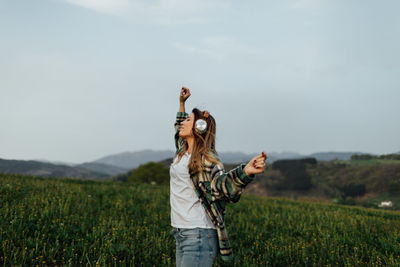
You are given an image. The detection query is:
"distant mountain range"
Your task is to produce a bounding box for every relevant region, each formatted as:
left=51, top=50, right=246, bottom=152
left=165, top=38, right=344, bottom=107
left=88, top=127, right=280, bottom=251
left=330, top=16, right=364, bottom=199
left=1, top=149, right=394, bottom=180
left=92, top=150, right=173, bottom=169
left=92, top=149, right=363, bottom=168
left=76, top=162, right=128, bottom=176
left=0, top=158, right=110, bottom=180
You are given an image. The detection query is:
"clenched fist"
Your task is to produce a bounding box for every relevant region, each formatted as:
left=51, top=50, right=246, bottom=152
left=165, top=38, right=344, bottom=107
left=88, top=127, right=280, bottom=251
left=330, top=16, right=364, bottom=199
left=243, top=151, right=267, bottom=176
left=180, top=87, right=191, bottom=103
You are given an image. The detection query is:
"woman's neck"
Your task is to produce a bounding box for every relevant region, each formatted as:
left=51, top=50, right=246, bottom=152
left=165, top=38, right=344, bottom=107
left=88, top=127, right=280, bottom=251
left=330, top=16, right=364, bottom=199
left=186, top=137, right=194, bottom=155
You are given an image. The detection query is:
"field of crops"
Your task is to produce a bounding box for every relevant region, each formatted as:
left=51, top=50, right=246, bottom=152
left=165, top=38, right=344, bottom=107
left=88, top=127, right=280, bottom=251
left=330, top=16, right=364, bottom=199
left=1, top=173, right=400, bottom=266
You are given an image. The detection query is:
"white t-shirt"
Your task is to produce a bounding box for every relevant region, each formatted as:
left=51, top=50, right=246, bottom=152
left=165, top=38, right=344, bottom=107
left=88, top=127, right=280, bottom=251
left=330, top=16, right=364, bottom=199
left=169, top=151, right=216, bottom=229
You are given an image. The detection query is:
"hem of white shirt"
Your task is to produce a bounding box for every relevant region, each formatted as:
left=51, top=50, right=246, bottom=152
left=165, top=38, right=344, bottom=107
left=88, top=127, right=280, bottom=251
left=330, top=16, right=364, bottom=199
left=171, top=223, right=216, bottom=229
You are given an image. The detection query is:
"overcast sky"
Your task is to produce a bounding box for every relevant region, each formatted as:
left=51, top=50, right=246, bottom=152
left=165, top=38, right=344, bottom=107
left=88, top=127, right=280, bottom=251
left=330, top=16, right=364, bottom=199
left=1, top=0, right=399, bottom=163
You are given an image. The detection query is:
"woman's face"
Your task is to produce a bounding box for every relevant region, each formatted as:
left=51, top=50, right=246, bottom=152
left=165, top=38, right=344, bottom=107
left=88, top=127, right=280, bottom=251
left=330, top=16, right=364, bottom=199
left=179, top=112, right=195, bottom=138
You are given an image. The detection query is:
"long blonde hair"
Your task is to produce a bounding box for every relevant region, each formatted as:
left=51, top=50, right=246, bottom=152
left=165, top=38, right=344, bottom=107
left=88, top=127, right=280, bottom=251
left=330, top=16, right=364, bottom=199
left=172, top=108, right=221, bottom=173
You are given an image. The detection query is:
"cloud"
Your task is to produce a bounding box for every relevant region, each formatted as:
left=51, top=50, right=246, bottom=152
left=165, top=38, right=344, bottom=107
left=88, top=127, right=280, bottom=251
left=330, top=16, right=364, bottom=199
left=171, top=34, right=347, bottom=90
left=62, top=0, right=229, bottom=24
left=290, top=0, right=329, bottom=9
left=172, top=36, right=265, bottom=63
left=64, top=0, right=131, bottom=15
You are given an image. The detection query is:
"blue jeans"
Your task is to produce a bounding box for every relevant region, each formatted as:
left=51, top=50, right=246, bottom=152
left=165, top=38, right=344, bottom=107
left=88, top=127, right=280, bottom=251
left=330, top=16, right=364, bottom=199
left=172, top=227, right=218, bottom=267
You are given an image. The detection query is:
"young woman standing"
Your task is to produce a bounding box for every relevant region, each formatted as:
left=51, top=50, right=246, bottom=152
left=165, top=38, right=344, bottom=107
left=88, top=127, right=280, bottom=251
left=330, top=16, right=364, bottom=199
left=170, top=87, right=267, bottom=266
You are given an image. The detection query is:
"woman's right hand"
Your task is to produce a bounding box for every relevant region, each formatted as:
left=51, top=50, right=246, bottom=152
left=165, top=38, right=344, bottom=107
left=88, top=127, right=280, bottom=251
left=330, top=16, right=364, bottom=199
left=243, top=151, right=267, bottom=176
left=180, top=87, right=191, bottom=103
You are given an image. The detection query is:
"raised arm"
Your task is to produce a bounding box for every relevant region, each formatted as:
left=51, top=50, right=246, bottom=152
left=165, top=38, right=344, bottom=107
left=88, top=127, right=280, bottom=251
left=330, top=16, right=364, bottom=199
left=210, top=152, right=267, bottom=203
left=174, top=110, right=188, bottom=153
left=174, top=87, right=191, bottom=153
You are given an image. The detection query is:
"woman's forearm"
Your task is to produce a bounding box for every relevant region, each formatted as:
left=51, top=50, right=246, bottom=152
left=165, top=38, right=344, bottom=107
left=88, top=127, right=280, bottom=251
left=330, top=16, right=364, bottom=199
left=179, top=102, right=185, bottom=113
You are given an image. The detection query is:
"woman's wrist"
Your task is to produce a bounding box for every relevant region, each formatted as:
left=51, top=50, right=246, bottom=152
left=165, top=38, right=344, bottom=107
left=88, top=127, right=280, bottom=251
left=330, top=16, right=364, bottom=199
left=243, top=165, right=250, bottom=176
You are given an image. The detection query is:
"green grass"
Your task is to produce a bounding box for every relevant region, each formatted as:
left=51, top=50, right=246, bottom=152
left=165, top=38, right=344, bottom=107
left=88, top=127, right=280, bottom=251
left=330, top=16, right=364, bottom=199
left=1, top=174, right=400, bottom=266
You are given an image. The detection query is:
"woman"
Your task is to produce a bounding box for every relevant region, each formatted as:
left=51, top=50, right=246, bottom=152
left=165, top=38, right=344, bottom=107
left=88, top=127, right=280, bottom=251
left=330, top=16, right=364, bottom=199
left=170, top=87, right=267, bottom=267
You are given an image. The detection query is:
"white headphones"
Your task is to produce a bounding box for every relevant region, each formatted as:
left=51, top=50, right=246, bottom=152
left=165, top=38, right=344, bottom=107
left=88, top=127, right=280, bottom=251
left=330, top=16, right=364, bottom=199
left=194, top=110, right=210, bottom=135
left=195, top=119, right=207, bottom=134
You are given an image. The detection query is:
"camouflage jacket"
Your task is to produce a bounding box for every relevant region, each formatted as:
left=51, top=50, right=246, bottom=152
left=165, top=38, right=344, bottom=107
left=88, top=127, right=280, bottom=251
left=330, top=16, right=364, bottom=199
left=173, top=111, right=256, bottom=262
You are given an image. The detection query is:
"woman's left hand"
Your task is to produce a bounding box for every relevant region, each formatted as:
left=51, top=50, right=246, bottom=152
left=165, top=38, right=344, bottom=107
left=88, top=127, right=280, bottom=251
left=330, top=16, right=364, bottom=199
left=244, top=151, right=267, bottom=176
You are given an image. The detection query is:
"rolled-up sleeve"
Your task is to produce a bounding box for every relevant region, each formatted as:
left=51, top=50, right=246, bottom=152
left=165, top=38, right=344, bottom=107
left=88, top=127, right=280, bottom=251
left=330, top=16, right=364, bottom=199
left=174, top=111, right=188, bottom=153
left=210, top=162, right=256, bottom=203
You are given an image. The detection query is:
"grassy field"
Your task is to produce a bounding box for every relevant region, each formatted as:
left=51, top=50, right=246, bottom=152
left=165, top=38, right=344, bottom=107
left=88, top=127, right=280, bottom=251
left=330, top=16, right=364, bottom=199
left=1, top=173, right=400, bottom=266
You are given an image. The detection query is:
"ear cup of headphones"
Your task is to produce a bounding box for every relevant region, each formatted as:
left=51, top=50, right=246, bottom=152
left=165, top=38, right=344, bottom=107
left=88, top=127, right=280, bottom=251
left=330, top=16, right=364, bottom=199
left=195, top=119, right=207, bottom=134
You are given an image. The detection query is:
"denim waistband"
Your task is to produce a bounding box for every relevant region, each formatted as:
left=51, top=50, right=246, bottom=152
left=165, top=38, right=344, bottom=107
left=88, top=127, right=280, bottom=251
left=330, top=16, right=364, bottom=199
left=173, top=226, right=217, bottom=232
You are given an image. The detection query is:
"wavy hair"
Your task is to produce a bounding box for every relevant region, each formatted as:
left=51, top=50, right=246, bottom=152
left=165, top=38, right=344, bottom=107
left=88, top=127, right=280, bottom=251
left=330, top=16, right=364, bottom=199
left=172, top=108, right=221, bottom=173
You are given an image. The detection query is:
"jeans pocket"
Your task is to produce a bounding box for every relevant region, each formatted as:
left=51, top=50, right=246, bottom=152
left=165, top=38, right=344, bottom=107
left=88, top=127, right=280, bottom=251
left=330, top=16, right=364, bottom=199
left=179, top=228, right=201, bottom=239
